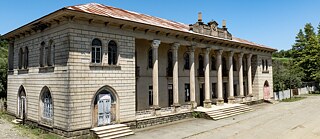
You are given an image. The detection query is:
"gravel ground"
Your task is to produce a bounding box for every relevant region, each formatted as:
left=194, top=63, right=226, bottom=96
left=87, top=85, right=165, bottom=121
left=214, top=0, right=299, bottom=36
left=0, top=118, right=28, bottom=139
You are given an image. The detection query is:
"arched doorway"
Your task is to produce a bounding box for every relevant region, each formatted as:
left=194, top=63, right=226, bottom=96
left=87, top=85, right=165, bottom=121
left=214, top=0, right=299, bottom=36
left=92, top=86, right=119, bottom=127
left=17, top=85, right=27, bottom=122
left=263, top=80, right=270, bottom=100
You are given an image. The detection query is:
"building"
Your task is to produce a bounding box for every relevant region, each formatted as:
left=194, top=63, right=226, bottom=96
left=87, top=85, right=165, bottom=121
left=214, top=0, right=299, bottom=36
left=3, top=3, right=276, bottom=137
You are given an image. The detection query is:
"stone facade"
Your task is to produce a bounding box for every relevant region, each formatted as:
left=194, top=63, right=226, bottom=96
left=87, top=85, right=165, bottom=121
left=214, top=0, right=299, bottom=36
left=4, top=3, right=276, bottom=137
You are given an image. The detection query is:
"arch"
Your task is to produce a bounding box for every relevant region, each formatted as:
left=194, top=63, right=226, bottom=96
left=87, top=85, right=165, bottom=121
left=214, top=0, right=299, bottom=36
left=40, top=41, right=45, bottom=67
left=18, top=47, right=23, bottom=69
left=91, top=38, right=102, bottom=63
left=263, top=80, right=270, bottom=100
left=17, top=85, right=27, bottom=120
left=91, top=85, right=119, bottom=127
left=39, top=86, right=54, bottom=121
left=108, top=40, right=118, bottom=65
left=24, top=47, right=29, bottom=69
left=183, top=52, right=190, bottom=70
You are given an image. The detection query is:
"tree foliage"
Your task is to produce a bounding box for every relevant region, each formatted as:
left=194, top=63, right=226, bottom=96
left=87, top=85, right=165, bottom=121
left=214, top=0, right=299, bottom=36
left=0, top=35, right=8, bottom=98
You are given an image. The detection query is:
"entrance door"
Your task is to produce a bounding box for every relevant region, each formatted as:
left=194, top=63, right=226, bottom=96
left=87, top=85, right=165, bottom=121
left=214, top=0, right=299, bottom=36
left=19, top=96, right=26, bottom=120
left=200, top=83, right=204, bottom=106
left=223, top=83, right=228, bottom=102
left=168, top=84, right=173, bottom=106
left=263, top=81, right=270, bottom=100
left=98, top=94, right=111, bottom=126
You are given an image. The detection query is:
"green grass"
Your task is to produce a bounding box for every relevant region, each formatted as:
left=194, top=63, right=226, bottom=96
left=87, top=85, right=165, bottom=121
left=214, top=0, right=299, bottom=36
left=281, top=97, right=306, bottom=102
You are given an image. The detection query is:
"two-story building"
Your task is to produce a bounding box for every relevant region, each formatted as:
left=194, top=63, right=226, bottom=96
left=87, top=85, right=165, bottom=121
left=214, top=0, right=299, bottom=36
left=3, top=3, right=276, bottom=137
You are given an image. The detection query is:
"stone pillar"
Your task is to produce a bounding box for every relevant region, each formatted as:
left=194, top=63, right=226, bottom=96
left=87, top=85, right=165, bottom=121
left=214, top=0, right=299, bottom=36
left=237, top=53, right=244, bottom=101
left=216, top=50, right=224, bottom=106
left=172, top=43, right=180, bottom=112
left=228, top=51, right=235, bottom=104
left=189, top=46, right=197, bottom=108
left=247, top=54, right=253, bottom=99
left=152, top=40, right=161, bottom=115
left=204, top=47, right=212, bottom=108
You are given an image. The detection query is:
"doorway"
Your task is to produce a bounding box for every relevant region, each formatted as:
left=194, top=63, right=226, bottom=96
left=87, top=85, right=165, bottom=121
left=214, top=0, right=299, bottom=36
left=98, top=94, right=111, bottom=126
left=263, top=80, right=270, bottom=100
left=168, top=84, right=173, bottom=106
left=18, top=86, right=27, bottom=123
left=199, top=83, right=204, bottom=106
left=223, top=83, right=228, bottom=102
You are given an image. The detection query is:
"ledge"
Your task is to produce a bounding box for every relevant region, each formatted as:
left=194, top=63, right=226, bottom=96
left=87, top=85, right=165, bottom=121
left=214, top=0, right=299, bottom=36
left=89, top=63, right=121, bottom=70
left=262, top=70, right=270, bottom=74
left=7, top=70, right=14, bottom=75
left=17, top=69, right=29, bottom=74
left=39, top=66, right=55, bottom=73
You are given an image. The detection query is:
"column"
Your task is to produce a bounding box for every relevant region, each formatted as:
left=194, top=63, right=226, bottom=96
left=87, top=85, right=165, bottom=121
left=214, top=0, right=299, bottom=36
left=189, top=46, right=197, bottom=108
left=247, top=54, right=253, bottom=98
left=228, top=51, right=235, bottom=104
left=172, top=43, right=180, bottom=111
left=238, top=53, right=244, bottom=100
left=152, top=40, right=161, bottom=115
left=204, top=47, right=212, bottom=108
left=216, top=50, right=224, bottom=106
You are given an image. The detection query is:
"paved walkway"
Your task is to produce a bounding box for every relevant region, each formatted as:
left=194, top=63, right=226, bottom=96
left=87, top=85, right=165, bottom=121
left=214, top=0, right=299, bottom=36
left=124, top=95, right=320, bottom=139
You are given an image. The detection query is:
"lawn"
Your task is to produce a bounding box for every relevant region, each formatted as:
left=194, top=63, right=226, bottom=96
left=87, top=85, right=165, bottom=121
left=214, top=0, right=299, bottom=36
left=281, top=97, right=306, bottom=102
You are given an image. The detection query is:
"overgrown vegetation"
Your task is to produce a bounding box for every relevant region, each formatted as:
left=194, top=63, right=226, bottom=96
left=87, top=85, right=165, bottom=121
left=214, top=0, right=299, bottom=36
left=280, top=97, right=306, bottom=102
left=0, top=35, right=8, bottom=98
left=273, top=23, right=320, bottom=92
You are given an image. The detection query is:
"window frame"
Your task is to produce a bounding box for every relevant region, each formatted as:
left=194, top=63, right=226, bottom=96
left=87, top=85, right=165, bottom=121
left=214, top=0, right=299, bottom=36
left=42, top=88, right=53, bottom=119
left=24, top=47, right=29, bottom=69
left=18, top=47, right=23, bottom=69
left=91, top=38, right=102, bottom=64
left=108, top=40, right=118, bottom=65
left=183, top=52, right=190, bottom=70
left=148, top=85, right=153, bottom=106
left=185, top=83, right=190, bottom=102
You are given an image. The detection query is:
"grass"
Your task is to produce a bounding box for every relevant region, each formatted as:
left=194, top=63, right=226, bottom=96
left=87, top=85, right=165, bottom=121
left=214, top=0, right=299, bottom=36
left=281, top=97, right=306, bottom=102
left=0, top=111, right=63, bottom=139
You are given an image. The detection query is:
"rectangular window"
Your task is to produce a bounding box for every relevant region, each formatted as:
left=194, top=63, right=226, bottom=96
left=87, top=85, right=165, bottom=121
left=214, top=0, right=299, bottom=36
left=185, top=83, right=190, bottom=102
left=149, top=85, right=153, bottom=106
left=91, top=46, right=101, bottom=63
left=212, top=83, right=217, bottom=99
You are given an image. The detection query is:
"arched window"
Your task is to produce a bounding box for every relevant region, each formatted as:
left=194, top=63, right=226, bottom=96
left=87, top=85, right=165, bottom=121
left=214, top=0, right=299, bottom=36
left=40, top=42, right=45, bottom=67
left=47, top=40, right=54, bottom=66
left=108, top=40, right=118, bottom=65
left=91, top=38, right=102, bottom=63
left=262, top=59, right=265, bottom=71
left=148, top=48, right=153, bottom=68
left=233, top=57, right=237, bottom=71
left=211, top=56, right=216, bottom=70
left=265, top=60, right=268, bottom=70
left=167, top=50, right=173, bottom=76
left=41, top=87, right=53, bottom=119
left=184, top=53, right=190, bottom=70
left=18, top=48, right=23, bottom=69
left=24, top=47, right=28, bottom=69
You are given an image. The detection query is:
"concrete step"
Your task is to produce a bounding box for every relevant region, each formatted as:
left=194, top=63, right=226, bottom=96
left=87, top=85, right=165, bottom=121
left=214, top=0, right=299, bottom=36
left=100, top=131, right=134, bottom=139
left=207, top=109, right=252, bottom=117
left=98, top=129, right=133, bottom=138
left=202, top=104, right=253, bottom=120
left=96, top=127, right=130, bottom=135
left=211, top=110, right=252, bottom=120
left=91, top=124, right=134, bottom=139
left=207, top=107, right=252, bottom=114
left=91, top=124, right=127, bottom=132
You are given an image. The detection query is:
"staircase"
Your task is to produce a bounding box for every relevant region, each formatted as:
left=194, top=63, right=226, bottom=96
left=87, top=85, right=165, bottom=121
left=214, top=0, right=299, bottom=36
left=196, top=104, right=253, bottom=120
left=91, top=124, right=134, bottom=139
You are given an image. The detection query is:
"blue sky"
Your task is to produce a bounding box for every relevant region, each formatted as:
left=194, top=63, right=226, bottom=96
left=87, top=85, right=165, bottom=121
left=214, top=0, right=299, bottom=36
left=1, top=0, right=320, bottom=50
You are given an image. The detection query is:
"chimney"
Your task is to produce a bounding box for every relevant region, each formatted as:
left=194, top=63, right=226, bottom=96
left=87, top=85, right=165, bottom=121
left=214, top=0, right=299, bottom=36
left=198, top=12, right=202, bottom=22
left=222, top=20, right=226, bottom=28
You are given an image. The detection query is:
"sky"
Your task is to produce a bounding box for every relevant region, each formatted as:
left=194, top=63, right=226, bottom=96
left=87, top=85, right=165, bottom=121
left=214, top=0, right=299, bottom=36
left=1, top=0, right=320, bottom=51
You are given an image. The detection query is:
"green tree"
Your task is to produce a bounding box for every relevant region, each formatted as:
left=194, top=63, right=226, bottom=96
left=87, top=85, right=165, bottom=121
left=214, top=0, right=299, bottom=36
left=0, top=35, right=8, bottom=98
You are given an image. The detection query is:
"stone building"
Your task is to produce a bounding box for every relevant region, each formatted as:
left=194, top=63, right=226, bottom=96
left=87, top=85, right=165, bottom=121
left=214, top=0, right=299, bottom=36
left=3, top=3, right=276, bottom=137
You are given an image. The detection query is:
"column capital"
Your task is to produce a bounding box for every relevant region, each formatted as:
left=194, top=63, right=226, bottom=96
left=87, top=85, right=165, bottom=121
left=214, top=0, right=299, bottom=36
left=172, top=42, right=180, bottom=50
left=238, top=52, right=244, bottom=58
left=216, top=49, right=223, bottom=55
left=228, top=51, right=234, bottom=57
left=205, top=47, right=211, bottom=53
left=152, top=39, right=161, bottom=48
left=188, top=45, right=196, bottom=52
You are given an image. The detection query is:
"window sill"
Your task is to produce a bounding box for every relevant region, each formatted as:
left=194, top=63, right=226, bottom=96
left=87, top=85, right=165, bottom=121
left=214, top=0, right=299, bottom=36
left=262, top=70, right=269, bottom=74
left=39, top=66, right=55, bottom=73
left=89, top=63, right=121, bottom=70
left=18, top=69, right=29, bottom=74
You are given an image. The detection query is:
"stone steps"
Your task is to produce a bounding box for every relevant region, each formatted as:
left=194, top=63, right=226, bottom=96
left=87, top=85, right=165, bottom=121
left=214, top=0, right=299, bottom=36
left=204, top=104, right=253, bottom=120
left=91, top=124, right=134, bottom=139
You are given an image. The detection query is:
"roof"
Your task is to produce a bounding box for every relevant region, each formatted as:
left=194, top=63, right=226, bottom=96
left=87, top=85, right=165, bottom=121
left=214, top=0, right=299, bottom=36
left=66, top=3, right=275, bottom=51
left=4, top=3, right=276, bottom=51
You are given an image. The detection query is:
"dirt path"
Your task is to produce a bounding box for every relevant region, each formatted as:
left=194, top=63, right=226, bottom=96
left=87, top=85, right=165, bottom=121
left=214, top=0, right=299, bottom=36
left=0, top=118, right=28, bottom=139
left=125, top=95, right=320, bottom=139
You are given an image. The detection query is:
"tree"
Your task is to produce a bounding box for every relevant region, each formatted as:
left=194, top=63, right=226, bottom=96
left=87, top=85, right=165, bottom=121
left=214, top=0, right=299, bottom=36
left=0, top=35, right=8, bottom=98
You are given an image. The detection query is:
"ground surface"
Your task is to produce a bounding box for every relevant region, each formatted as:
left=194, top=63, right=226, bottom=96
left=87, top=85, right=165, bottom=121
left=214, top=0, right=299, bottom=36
left=0, top=118, right=27, bottom=139
left=125, top=95, right=320, bottom=139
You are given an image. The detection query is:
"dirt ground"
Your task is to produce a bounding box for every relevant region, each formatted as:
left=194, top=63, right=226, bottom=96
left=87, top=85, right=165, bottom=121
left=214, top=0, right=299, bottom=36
left=0, top=118, right=27, bottom=139
left=126, top=95, right=320, bottom=139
